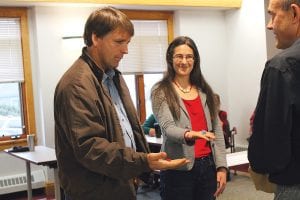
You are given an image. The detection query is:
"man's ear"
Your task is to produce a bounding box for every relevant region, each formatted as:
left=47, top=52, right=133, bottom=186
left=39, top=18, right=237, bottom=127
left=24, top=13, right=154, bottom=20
left=291, top=4, right=300, bottom=23
left=91, top=33, right=101, bottom=46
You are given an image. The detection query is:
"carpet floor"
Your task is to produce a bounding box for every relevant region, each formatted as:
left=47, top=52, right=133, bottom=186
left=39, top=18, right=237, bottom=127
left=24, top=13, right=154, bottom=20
left=137, top=172, right=274, bottom=200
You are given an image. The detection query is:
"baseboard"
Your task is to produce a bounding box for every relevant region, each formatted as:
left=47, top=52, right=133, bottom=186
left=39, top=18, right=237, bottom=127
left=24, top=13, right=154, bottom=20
left=236, top=144, right=248, bottom=148
left=0, top=170, right=45, bottom=195
left=0, top=188, right=45, bottom=199
left=45, top=181, right=55, bottom=197
left=235, top=145, right=248, bottom=152
left=0, top=182, right=55, bottom=199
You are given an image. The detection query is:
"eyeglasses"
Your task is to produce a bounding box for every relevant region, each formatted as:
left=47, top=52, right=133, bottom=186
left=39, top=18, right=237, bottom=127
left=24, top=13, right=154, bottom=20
left=173, top=54, right=194, bottom=62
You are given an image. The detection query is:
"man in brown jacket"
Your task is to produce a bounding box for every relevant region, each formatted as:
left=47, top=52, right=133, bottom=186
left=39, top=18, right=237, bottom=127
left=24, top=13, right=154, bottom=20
left=54, top=7, right=189, bottom=200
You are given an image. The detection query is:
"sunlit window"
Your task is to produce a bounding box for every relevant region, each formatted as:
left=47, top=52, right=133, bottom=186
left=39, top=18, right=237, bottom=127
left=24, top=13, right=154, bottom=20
left=0, top=8, right=35, bottom=149
left=123, top=74, right=136, bottom=108
left=119, top=10, right=173, bottom=123
left=144, top=73, right=163, bottom=117
left=0, top=83, right=23, bottom=137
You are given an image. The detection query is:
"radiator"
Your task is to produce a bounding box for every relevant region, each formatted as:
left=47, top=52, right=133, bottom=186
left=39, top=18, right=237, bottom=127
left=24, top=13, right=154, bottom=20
left=0, top=170, right=45, bottom=195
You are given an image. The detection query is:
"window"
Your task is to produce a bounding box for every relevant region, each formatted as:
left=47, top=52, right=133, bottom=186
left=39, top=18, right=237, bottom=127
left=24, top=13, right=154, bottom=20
left=121, top=10, right=173, bottom=123
left=0, top=8, right=36, bottom=150
left=123, top=74, right=136, bottom=108
left=144, top=74, right=164, bottom=117
left=0, top=83, right=23, bottom=137
left=118, top=20, right=168, bottom=73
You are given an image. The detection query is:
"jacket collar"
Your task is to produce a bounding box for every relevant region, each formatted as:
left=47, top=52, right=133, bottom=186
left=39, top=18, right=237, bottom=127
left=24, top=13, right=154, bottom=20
left=80, top=47, right=122, bottom=82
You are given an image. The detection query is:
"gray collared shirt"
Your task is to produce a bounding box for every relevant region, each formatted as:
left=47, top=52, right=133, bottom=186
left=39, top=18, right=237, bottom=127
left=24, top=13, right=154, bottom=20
left=103, top=70, right=136, bottom=150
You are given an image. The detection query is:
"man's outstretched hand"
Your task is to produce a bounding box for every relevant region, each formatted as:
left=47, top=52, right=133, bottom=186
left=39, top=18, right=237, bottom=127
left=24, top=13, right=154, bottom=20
left=147, top=152, right=190, bottom=170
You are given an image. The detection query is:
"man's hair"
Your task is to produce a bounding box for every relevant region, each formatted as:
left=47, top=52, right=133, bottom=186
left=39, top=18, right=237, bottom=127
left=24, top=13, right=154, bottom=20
left=281, top=0, right=300, bottom=10
left=83, top=7, right=134, bottom=46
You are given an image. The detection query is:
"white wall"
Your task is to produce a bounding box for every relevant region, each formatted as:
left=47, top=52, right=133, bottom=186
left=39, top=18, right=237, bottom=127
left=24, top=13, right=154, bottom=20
left=173, top=0, right=267, bottom=147
left=174, top=10, right=229, bottom=108
left=225, top=0, right=267, bottom=146
left=0, top=6, right=94, bottom=178
left=31, top=6, right=94, bottom=148
left=1, top=0, right=268, bottom=177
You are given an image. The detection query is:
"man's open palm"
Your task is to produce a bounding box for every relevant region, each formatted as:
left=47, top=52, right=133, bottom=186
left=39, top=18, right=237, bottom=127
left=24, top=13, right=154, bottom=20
left=147, top=152, right=190, bottom=170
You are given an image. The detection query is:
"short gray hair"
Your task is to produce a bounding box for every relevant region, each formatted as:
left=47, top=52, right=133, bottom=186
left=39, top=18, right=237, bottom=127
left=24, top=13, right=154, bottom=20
left=281, top=0, right=300, bottom=10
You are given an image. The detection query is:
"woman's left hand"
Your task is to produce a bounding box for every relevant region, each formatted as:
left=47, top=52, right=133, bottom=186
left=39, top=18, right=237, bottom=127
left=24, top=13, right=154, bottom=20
left=214, top=168, right=227, bottom=197
left=184, top=131, right=215, bottom=141
left=202, top=131, right=216, bottom=141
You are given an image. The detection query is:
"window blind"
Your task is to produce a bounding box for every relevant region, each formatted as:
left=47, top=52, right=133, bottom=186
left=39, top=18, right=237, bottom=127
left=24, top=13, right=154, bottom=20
left=0, top=18, right=24, bottom=83
left=118, top=20, right=168, bottom=74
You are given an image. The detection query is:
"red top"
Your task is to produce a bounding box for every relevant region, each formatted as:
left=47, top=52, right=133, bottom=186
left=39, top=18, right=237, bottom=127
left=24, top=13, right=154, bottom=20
left=182, top=96, right=211, bottom=158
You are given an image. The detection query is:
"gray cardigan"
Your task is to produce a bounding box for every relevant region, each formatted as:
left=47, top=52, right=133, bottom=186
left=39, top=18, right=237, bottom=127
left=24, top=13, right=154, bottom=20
left=151, top=86, right=227, bottom=170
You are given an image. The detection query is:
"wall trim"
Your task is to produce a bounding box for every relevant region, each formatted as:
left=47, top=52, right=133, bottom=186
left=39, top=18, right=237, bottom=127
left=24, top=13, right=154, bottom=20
left=12, top=0, right=242, bottom=8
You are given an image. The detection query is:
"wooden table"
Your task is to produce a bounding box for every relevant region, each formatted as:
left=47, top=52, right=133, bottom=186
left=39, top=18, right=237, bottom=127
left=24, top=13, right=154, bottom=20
left=4, top=146, right=60, bottom=200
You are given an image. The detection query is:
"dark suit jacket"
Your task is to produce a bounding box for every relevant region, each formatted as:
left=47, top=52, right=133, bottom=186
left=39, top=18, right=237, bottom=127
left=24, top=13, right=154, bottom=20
left=248, top=38, right=300, bottom=185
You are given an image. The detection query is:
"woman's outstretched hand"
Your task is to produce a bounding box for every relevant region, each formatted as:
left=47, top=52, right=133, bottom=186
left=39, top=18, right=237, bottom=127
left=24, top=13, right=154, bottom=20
left=185, top=131, right=216, bottom=141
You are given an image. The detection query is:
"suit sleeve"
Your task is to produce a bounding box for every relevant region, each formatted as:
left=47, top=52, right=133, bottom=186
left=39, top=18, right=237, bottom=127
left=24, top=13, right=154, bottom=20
left=55, top=78, right=150, bottom=181
left=248, top=65, right=293, bottom=174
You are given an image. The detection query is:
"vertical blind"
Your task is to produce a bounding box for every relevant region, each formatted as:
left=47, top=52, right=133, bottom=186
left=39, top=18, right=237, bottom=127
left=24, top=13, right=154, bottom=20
left=0, top=18, right=24, bottom=83
left=118, top=20, right=168, bottom=74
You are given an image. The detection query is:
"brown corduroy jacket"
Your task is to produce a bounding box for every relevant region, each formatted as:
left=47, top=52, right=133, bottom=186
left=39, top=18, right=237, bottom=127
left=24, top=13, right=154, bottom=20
left=54, top=48, right=151, bottom=200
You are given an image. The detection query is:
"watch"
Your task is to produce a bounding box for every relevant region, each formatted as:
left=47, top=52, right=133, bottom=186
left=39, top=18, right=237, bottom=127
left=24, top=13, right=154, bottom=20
left=201, top=130, right=206, bottom=135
